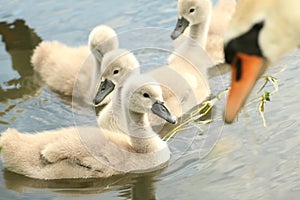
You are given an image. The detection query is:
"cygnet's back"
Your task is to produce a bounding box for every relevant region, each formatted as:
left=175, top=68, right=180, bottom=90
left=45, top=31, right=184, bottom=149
left=31, top=25, right=118, bottom=98
left=0, top=75, right=176, bottom=179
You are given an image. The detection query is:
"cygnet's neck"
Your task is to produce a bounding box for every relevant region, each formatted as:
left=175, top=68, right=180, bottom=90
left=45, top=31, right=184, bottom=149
left=94, top=54, right=103, bottom=73
left=91, top=54, right=103, bottom=91
left=128, top=111, right=151, bottom=128
left=111, top=85, right=154, bottom=137
left=105, top=97, right=166, bottom=153
left=189, top=12, right=212, bottom=48
left=126, top=111, right=163, bottom=153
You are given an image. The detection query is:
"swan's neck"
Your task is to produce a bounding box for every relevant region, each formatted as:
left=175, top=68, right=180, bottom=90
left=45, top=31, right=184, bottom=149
left=189, top=12, right=212, bottom=48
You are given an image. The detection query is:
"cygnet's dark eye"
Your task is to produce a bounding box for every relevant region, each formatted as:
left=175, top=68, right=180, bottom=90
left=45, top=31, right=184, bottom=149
left=113, top=69, right=119, bottom=75
left=189, top=8, right=195, bottom=13
left=143, top=93, right=150, bottom=98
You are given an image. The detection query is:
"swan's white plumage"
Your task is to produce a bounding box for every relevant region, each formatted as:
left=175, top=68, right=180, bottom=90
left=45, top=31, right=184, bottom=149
left=224, top=0, right=300, bottom=63
left=207, top=0, right=236, bottom=63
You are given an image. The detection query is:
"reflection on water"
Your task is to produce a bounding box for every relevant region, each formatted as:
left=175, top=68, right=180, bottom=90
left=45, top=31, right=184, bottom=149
left=0, top=19, right=41, bottom=101
left=0, top=18, right=75, bottom=131
left=0, top=19, right=42, bottom=127
left=3, top=168, right=162, bottom=199
left=0, top=1, right=300, bottom=200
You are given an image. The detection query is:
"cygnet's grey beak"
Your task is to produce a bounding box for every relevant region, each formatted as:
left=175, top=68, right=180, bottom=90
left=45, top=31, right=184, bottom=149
left=93, top=79, right=115, bottom=106
left=151, top=100, right=177, bottom=124
left=171, top=17, right=190, bottom=40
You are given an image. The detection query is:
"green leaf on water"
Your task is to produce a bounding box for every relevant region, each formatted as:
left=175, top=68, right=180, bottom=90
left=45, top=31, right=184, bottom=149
left=264, top=91, right=271, bottom=101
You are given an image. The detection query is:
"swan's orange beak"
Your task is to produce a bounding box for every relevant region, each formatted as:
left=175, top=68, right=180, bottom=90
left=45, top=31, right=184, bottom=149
left=225, top=53, right=264, bottom=123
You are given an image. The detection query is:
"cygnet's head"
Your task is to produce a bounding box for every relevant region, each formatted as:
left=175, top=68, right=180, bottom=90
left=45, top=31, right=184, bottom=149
left=88, top=25, right=119, bottom=62
left=101, top=49, right=140, bottom=84
left=171, top=0, right=212, bottom=39
left=123, top=75, right=177, bottom=124
left=93, top=49, right=140, bottom=106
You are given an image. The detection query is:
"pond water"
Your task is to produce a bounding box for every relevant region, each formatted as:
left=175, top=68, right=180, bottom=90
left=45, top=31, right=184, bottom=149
left=0, top=0, right=300, bottom=199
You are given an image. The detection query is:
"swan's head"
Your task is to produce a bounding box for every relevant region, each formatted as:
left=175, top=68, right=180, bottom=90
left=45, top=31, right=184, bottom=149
left=88, top=25, right=119, bottom=62
left=171, top=0, right=212, bottom=39
left=123, top=75, right=177, bottom=124
left=93, top=49, right=140, bottom=106
left=223, top=0, right=300, bottom=123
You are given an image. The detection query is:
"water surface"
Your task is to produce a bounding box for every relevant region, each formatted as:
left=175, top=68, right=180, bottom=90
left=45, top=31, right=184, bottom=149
left=0, top=1, right=300, bottom=199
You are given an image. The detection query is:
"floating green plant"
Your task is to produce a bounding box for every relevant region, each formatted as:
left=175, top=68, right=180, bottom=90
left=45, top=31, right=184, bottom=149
left=164, top=75, right=279, bottom=141
left=247, top=75, right=278, bottom=127
left=163, top=89, right=228, bottom=141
